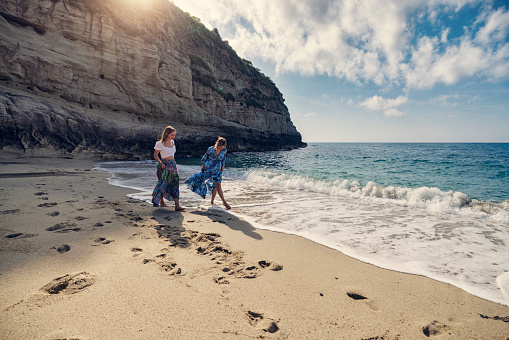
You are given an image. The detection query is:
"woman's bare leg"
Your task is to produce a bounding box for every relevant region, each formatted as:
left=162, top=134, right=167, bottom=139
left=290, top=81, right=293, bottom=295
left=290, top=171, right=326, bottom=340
left=160, top=196, right=168, bottom=207
left=211, top=189, right=217, bottom=205
left=214, top=182, right=231, bottom=210
left=174, top=198, right=185, bottom=211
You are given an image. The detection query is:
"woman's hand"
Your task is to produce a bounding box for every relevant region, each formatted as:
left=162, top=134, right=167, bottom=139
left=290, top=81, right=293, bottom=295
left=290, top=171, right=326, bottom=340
left=161, top=163, right=166, bottom=169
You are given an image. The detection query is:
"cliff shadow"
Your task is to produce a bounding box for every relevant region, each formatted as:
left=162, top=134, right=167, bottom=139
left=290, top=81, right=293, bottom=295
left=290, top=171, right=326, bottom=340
left=190, top=209, right=263, bottom=240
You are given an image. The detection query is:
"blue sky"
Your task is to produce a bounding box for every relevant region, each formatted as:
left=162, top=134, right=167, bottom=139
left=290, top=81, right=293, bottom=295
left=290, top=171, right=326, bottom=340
left=171, top=0, right=509, bottom=142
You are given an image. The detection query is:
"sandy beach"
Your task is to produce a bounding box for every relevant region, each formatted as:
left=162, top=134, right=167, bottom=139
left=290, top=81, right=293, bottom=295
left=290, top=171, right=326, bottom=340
left=0, top=156, right=508, bottom=339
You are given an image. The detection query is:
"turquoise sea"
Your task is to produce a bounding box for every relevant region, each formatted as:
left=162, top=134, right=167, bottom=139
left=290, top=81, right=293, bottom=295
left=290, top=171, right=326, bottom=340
left=95, top=143, right=509, bottom=306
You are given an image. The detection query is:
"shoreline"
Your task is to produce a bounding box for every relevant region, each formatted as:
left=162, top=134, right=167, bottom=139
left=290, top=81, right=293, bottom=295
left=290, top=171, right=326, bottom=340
left=1, top=157, right=508, bottom=339
left=98, top=158, right=509, bottom=307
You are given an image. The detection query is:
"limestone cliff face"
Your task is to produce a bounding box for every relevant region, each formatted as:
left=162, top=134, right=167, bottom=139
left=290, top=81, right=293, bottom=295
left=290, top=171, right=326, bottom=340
left=0, top=0, right=305, bottom=159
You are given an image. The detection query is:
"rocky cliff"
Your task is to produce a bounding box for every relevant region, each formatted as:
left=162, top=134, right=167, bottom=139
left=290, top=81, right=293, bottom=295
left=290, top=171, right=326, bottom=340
left=0, top=0, right=305, bottom=159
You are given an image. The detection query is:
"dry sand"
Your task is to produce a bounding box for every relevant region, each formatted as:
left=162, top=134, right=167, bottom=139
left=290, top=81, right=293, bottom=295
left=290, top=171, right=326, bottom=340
left=0, top=156, right=508, bottom=339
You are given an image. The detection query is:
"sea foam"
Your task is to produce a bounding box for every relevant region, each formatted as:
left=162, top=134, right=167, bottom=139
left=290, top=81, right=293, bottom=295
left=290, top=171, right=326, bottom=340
left=244, top=170, right=509, bottom=222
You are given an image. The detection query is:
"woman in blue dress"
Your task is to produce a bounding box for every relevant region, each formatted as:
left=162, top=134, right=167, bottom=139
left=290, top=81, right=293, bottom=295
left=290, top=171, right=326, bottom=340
left=185, top=137, right=231, bottom=210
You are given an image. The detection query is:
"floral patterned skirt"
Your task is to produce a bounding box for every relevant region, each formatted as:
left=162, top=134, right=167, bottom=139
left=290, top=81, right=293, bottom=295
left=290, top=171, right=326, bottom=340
left=152, top=159, right=179, bottom=207
left=185, top=170, right=222, bottom=199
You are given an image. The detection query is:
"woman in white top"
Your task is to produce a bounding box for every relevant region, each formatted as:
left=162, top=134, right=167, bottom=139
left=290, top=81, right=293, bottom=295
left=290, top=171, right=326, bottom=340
left=151, top=126, right=185, bottom=210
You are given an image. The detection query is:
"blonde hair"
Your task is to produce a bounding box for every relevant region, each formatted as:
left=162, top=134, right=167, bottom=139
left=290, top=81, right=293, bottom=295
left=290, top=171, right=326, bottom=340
left=160, top=126, right=176, bottom=141
left=214, top=136, right=227, bottom=149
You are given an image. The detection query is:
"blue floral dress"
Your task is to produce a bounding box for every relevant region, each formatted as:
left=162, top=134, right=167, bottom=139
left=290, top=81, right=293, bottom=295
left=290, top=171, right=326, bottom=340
left=185, top=146, right=227, bottom=199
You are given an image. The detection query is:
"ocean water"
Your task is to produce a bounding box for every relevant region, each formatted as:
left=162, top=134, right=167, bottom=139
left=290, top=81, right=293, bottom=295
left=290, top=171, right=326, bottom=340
left=94, top=143, right=509, bottom=306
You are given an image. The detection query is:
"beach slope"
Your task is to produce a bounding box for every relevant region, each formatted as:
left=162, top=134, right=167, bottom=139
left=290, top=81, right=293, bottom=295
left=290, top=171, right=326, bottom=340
left=0, top=158, right=508, bottom=339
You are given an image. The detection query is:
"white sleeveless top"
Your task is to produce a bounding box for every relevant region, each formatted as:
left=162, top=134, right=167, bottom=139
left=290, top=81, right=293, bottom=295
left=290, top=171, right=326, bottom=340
left=154, top=141, right=176, bottom=158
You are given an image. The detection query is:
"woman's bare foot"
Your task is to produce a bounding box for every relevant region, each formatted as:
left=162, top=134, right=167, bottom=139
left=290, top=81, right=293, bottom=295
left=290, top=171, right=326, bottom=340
left=175, top=206, right=186, bottom=211
left=160, top=199, right=168, bottom=207
left=223, top=202, right=231, bottom=210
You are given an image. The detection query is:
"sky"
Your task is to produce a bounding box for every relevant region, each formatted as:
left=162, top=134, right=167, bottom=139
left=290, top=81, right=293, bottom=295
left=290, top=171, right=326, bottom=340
left=170, top=0, right=509, bottom=143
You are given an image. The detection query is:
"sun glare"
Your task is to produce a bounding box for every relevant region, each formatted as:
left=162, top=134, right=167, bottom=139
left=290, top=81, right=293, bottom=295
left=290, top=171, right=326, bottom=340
left=171, top=0, right=200, bottom=16
left=115, top=0, right=157, bottom=12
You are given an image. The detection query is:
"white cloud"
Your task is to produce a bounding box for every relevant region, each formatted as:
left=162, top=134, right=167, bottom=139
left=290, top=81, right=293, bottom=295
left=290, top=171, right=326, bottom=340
left=384, top=108, right=406, bottom=117
left=434, top=94, right=460, bottom=106
left=304, top=112, right=317, bottom=119
left=359, top=95, right=408, bottom=110
left=440, top=28, right=450, bottom=43
left=172, top=0, right=509, bottom=90
left=358, top=95, right=408, bottom=117
left=475, top=7, right=509, bottom=45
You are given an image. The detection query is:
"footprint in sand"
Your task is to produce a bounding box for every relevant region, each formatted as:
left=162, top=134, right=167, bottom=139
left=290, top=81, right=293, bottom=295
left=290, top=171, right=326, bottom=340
left=40, top=272, right=96, bottom=295
left=423, top=321, right=451, bottom=337
left=4, top=276, right=89, bottom=312
left=143, top=254, right=184, bottom=276
left=5, top=232, right=36, bottom=239
left=47, top=211, right=60, bottom=217
left=130, top=215, right=143, bottom=222
left=52, top=244, right=71, bottom=254
left=347, top=292, right=367, bottom=300
left=46, top=222, right=80, bottom=233
left=1, top=209, right=21, bottom=214
left=214, top=276, right=230, bottom=284
left=159, top=260, right=183, bottom=275
left=346, top=291, right=380, bottom=311
left=130, top=247, right=143, bottom=257
left=258, top=260, right=283, bottom=271
left=38, top=202, right=57, bottom=208
left=93, top=237, right=114, bottom=245
left=246, top=311, right=279, bottom=333
left=218, top=262, right=260, bottom=280
left=42, top=331, right=89, bottom=340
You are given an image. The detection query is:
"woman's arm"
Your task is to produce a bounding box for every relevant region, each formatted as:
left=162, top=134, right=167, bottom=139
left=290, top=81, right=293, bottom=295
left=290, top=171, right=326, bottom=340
left=220, top=148, right=227, bottom=172
left=153, top=149, right=165, bottom=168
left=201, top=148, right=211, bottom=171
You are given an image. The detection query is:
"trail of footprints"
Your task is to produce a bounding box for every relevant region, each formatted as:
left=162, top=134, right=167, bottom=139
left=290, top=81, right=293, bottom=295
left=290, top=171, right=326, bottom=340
left=3, top=196, right=144, bottom=317
left=5, top=191, right=501, bottom=338
left=3, top=193, right=143, bottom=256
left=133, top=222, right=284, bottom=334
left=141, top=223, right=283, bottom=284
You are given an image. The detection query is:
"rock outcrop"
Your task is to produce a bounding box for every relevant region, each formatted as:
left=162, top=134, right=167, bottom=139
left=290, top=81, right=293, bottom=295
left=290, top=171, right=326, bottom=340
left=0, top=0, right=305, bottom=159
